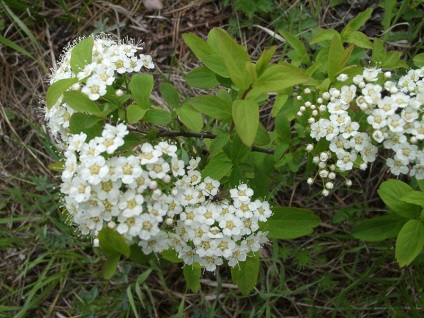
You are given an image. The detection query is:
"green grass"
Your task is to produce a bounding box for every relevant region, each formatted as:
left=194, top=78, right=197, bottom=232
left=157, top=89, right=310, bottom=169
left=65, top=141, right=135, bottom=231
left=1, top=0, right=424, bottom=317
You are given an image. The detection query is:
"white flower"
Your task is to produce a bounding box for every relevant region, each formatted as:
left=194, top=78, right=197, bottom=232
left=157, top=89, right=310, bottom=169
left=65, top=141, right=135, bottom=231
left=81, top=74, right=107, bottom=100
left=116, top=155, right=143, bottom=184
left=336, top=150, right=357, bottom=171
left=230, top=184, right=254, bottom=202
left=80, top=155, right=109, bottom=185
left=138, top=143, right=162, bottom=165
left=146, top=157, right=170, bottom=180
left=118, top=189, right=144, bottom=217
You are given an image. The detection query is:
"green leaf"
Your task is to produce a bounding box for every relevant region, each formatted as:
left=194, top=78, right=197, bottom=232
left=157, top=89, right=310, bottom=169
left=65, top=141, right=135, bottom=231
left=271, top=94, right=288, bottom=117
left=182, top=33, right=212, bottom=61
left=232, top=99, right=259, bottom=147
left=185, top=95, right=232, bottom=121
left=417, top=179, right=424, bottom=192
left=254, top=123, right=271, bottom=147
left=344, top=31, right=373, bottom=49
left=130, top=74, right=153, bottom=109
left=381, top=51, right=408, bottom=69
left=310, top=29, right=340, bottom=45
left=70, top=36, right=94, bottom=73
left=202, top=153, right=233, bottom=180
left=342, top=8, right=373, bottom=35
left=185, top=67, right=219, bottom=88
left=69, top=113, right=102, bottom=139
left=378, top=180, right=421, bottom=218
left=279, top=30, right=310, bottom=64
left=103, top=253, right=120, bottom=279
left=261, top=207, right=320, bottom=239
left=396, top=219, right=424, bottom=267
left=183, top=266, right=201, bottom=293
left=143, top=109, right=172, bottom=125
left=230, top=134, right=251, bottom=165
left=63, top=91, right=102, bottom=116
left=159, top=82, right=180, bottom=108
left=214, top=27, right=252, bottom=90
left=176, top=103, right=204, bottom=132
left=202, top=55, right=229, bottom=78
left=275, top=112, right=291, bottom=145
left=413, top=53, right=424, bottom=67
left=231, top=253, right=259, bottom=296
left=352, top=214, right=407, bottom=241
left=255, top=46, right=277, bottom=76
left=98, top=227, right=130, bottom=258
left=129, top=245, right=152, bottom=264
left=209, top=133, right=230, bottom=153
left=161, top=248, right=182, bottom=263
left=372, top=38, right=386, bottom=65
left=400, top=191, right=424, bottom=207
left=127, top=104, right=148, bottom=124
left=327, top=35, right=344, bottom=80
left=248, top=64, right=309, bottom=96
left=46, top=78, right=78, bottom=109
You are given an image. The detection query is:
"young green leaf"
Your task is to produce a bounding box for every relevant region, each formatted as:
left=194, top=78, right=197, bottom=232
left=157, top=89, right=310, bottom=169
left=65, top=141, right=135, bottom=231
left=98, top=227, right=131, bottom=257
left=185, top=67, right=220, bottom=88
left=182, top=33, right=212, bottom=61
left=214, top=27, right=252, bottom=90
left=327, top=35, right=344, bottom=80
left=310, top=29, right=340, bottom=45
left=396, top=219, right=424, bottom=267
left=70, top=36, right=94, bottom=73
left=46, top=77, right=78, bottom=109
left=352, top=214, right=407, bottom=241
left=183, top=266, right=201, bottom=293
left=130, top=74, right=153, bottom=109
left=127, top=104, right=148, bottom=124
left=377, top=180, right=421, bottom=219
left=143, top=109, right=172, bottom=125
left=279, top=30, right=310, bottom=65
left=261, top=207, right=320, bottom=239
left=159, top=82, right=180, bottom=108
left=400, top=191, right=424, bottom=207
left=344, top=31, right=373, bottom=49
left=341, top=8, right=373, bottom=36
left=231, top=253, right=259, bottom=296
left=248, top=64, right=309, bottom=96
left=176, top=103, right=204, bottom=132
left=255, top=46, right=277, bottom=76
left=232, top=99, right=259, bottom=147
left=63, top=91, right=102, bottom=116
left=185, top=95, right=232, bottom=121
left=202, top=55, right=229, bottom=78
left=201, top=152, right=233, bottom=180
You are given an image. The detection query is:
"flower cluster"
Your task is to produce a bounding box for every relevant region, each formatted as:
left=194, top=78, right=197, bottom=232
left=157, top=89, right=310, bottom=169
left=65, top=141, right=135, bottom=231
left=45, top=34, right=154, bottom=142
left=45, top=35, right=272, bottom=271
left=61, top=123, right=271, bottom=271
left=298, top=67, right=424, bottom=195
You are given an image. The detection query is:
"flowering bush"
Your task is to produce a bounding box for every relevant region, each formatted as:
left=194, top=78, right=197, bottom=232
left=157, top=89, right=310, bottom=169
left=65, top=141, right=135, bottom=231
left=44, top=8, right=424, bottom=293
